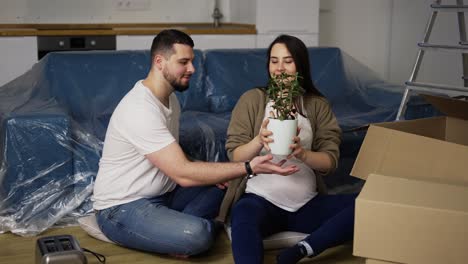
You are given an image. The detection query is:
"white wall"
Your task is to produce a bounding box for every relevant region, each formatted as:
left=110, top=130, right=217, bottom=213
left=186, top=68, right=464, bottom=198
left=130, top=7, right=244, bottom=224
left=255, top=0, right=319, bottom=48
left=0, top=0, right=317, bottom=28
left=4, top=0, right=461, bottom=88
left=0, top=37, right=36, bottom=85
left=229, top=0, right=256, bottom=24
left=320, top=0, right=464, bottom=87
left=2, top=0, right=463, bottom=89
left=0, top=0, right=230, bottom=23
left=0, top=0, right=321, bottom=85
left=389, top=0, right=463, bottom=87
left=319, top=0, right=393, bottom=81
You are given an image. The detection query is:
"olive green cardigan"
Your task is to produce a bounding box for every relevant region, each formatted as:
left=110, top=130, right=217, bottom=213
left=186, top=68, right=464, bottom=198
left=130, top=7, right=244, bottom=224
left=216, top=88, right=342, bottom=223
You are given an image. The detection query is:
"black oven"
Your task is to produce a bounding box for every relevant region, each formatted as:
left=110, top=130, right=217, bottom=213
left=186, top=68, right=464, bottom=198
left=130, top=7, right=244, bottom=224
left=37, top=35, right=116, bottom=60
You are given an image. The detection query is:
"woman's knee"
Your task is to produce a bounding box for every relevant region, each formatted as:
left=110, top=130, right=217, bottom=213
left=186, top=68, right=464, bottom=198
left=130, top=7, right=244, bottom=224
left=231, top=196, right=266, bottom=227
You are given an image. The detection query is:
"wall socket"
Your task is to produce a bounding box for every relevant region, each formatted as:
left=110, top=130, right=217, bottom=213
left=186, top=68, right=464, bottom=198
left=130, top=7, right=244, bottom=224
left=114, top=0, right=150, bottom=11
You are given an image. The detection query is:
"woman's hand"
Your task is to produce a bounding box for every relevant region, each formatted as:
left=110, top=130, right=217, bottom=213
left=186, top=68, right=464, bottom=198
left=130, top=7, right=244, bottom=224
left=256, top=118, right=273, bottom=151
left=288, top=127, right=306, bottom=161
left=232, top=118, right=274, bottom=162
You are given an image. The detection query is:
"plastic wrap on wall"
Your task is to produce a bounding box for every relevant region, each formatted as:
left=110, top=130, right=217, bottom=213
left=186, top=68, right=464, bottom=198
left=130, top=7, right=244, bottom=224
left=317, top=49, right=404, bottom=190
left=325, top=49, right=404, bottom=129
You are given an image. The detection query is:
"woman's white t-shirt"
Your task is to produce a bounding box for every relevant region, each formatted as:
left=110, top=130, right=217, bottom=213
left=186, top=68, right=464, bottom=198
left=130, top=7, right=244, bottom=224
left=245, top=101, right=317, bottom=212
left=93, top=80, right=179, bottom=210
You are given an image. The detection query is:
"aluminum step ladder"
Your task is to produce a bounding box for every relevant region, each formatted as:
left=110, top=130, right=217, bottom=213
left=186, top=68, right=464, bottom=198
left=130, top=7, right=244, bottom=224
left=396, top=0, right=468, bottom=120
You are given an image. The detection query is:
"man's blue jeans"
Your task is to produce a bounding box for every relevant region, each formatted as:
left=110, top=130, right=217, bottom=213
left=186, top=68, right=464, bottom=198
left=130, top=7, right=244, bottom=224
left=96, top=185, right=225, bottom=255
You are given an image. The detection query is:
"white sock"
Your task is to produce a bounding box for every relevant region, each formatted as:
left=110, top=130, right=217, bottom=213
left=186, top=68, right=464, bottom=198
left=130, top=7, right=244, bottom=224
left=298, top=241, right=314, bottom=256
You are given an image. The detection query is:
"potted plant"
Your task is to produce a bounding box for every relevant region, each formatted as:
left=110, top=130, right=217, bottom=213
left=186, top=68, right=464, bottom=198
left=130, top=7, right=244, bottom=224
left=266, top=72, right=305, bottom=156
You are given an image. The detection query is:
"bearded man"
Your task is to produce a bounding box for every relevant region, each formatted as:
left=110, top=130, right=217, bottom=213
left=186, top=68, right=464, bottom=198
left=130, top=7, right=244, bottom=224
left=92, top=29, right=298, bottom=257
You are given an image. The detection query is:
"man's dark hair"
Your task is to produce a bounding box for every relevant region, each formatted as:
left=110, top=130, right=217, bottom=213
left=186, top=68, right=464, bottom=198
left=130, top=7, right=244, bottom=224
left=266, top=34, right=323, bottom=97
left=150, top=29, right=194, bottom=61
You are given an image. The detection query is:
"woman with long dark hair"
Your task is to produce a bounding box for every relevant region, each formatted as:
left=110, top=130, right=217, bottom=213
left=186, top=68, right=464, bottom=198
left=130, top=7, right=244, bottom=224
left=219, top=35, right=357, bottom=264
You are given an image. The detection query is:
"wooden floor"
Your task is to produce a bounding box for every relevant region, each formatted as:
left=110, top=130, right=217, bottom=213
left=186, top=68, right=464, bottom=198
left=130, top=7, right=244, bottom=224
left=0, top=226, right=364, bottom=264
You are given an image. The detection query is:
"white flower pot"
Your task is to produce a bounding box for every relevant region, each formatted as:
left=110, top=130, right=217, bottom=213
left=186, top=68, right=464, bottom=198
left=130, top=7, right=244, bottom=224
left=267, top=118, right=298, bottom=156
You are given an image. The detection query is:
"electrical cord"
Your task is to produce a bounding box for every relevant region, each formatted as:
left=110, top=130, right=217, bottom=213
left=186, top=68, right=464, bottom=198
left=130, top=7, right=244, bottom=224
left=82, top=247, right=106, bottom=263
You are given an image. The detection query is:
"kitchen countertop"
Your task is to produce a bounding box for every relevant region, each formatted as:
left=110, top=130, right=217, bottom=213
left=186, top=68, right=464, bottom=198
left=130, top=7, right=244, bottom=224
left=0, top=23, right=256, bottom=36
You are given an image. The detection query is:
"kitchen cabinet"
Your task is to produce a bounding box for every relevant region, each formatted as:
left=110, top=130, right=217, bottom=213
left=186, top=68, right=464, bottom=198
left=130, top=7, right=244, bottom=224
left=117, top=34, right=256, bottom=50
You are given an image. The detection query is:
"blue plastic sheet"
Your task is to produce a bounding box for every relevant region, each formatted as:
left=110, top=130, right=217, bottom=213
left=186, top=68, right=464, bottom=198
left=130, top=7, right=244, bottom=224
left=0, top=47, right=416, bottom=236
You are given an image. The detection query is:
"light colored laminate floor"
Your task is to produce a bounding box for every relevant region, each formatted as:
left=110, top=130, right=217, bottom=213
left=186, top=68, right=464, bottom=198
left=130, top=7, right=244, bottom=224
left=0, top=226, right=364, bottom=264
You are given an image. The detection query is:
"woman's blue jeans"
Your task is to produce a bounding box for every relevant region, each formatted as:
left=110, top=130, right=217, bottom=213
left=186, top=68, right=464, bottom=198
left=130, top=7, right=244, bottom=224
left=96, top=185, right=225, bottom=256
left=231, top=193, right=358, bottom=264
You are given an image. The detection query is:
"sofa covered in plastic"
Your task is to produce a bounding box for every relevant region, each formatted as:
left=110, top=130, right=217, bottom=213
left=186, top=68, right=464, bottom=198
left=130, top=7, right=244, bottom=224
left=0, top=47, right=407, bottom=236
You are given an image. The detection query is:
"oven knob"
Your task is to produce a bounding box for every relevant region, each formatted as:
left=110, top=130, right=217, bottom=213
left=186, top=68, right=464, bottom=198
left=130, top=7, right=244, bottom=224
left=58, top=40, right=65, bottom=47
left=90, top=40, right=96, bottom=46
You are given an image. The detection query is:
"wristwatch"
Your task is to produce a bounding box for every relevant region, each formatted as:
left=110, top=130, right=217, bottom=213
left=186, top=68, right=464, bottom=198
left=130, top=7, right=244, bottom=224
left=244, top=161, right=257, bottom=179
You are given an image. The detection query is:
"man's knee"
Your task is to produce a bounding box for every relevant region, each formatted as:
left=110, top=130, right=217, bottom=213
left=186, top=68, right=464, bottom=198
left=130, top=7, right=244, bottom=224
left=180, top=219, right=215, bottom=255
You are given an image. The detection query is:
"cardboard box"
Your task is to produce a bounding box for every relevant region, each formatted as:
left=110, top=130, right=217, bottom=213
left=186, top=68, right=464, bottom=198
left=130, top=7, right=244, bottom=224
left=351, top=94, right=468, bottom=264
left=355, top=174, right=468, bottom=263
left=365, top=258, right=401, bottom=264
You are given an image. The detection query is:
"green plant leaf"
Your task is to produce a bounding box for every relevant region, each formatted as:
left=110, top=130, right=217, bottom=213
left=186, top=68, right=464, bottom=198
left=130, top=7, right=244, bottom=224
left=266, top=72, right=304, bottom=120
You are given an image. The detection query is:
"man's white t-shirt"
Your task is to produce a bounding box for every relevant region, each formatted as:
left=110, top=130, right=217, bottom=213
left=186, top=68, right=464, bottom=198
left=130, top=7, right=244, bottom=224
left=245, top=101, right=317, bottom=212
left=92, top=80, right=180, bottom=210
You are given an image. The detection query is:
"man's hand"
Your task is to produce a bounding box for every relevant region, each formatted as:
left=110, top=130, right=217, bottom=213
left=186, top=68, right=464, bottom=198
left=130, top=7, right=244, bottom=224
left=216, top=182, right=229, bottom=189
left=250, top=154, right=299, bottom=176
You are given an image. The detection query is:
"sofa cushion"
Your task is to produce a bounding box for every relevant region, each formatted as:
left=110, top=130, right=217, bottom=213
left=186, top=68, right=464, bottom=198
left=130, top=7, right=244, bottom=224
left=1, top=113, right=73, bottom=200
left=44, top=49, right=207, bottom=141
left=78, top=214, right=115, bottom=244
left=0, top=113, right=89, bottom=235
left=44, top=51, right=150, bottom=140
left=179, top=111, right=231, bottom=162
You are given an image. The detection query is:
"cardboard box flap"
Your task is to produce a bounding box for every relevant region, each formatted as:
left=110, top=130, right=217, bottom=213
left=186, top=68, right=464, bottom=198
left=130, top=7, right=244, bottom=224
left=360, top=174, right=468, bottom=213
left=351, top=125, right=468, bottom=185
left=375, top=116, right=446, bottom=139
left=365, top=259, right=401, bottom=264
left=421, top=93, right=468, bottom=120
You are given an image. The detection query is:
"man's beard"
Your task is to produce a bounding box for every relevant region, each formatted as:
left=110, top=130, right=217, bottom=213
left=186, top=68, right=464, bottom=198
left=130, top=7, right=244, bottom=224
left=163, top=68, right=190, bottom=92
left=173, top=83, right=189, bottom=92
